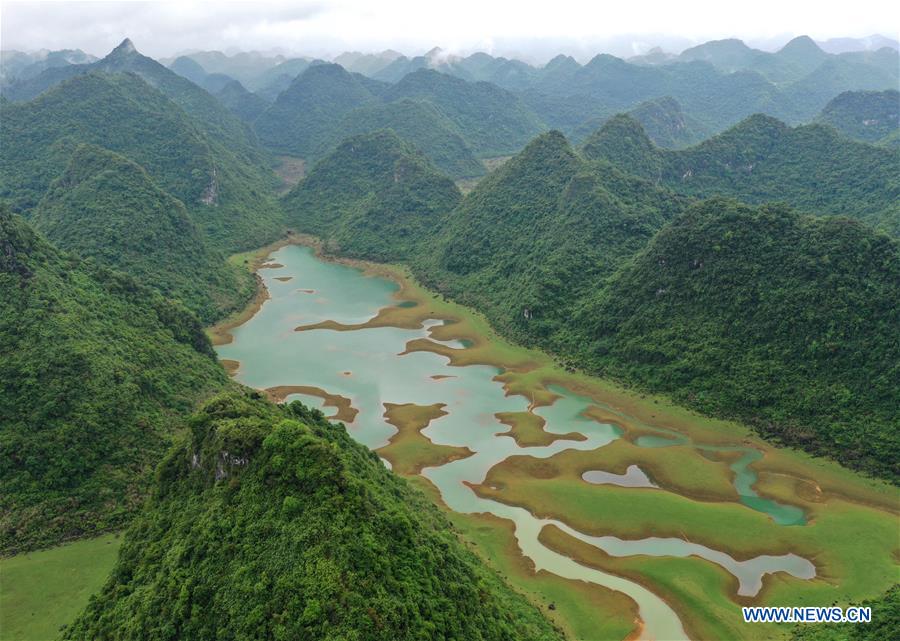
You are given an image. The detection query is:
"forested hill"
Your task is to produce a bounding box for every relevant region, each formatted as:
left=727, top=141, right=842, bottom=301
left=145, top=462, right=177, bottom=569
left=382, top=69, right=545, bottom=156
left=575, top=199, right=900, bottom=480
left=414, top=131, right=687, bottom=346
left=0, top=71, right=284, bottom=251
left=283, top=130, right=462, bottom=260
left=317, top=98, right=486, bottom=179
left=582, top=113, right=900, bottom=234
left=0, top=208, right=229, bottom=553
left=254, top=63, right=544, bottom=171
left=29, top=144, right=253, bottom=323
left=214, top=79, right=269, bottom=123
left=254, top=63, right=380, bottom=157
left=1, top=39, right=268, bottom=166
left=61, top=392, right=565, bottom=641
left=571, top=97, right=712, bottom=148
left=815, top=89, right=900, bottom=146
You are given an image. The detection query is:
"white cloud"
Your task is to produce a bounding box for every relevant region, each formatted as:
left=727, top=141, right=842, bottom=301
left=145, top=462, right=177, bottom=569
left=1, top=0, right=897, bottom=61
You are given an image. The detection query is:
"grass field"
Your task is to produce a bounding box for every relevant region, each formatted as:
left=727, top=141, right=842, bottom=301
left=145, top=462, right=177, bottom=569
left=1, top=534, right=121, bottom=641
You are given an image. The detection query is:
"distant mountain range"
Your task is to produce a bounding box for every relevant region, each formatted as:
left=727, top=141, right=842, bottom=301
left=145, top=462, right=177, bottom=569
left=3, top=35, right=897, bottom=162
left=582, top=112, right=900, bottom=234
left=0, top=39, right=285, bottom=252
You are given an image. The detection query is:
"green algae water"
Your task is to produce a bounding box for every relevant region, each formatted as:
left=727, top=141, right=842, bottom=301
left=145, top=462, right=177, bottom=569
left=218, top=245, right=816, bottom=640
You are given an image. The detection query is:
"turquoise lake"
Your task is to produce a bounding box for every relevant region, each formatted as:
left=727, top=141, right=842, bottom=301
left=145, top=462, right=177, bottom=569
left=217, top=244, right=816, bottom=640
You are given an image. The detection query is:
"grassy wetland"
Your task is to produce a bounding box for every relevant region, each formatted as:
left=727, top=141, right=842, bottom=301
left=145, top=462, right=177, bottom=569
left=208, top=237, right=899, bottom=640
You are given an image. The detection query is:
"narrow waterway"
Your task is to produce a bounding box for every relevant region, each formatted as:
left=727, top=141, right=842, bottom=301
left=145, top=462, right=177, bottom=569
left=217, top=244, right=816, bottom=641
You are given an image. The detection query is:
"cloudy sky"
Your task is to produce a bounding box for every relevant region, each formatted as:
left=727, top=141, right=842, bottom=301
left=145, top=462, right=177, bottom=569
left=2, top=0, right=898, bottom=61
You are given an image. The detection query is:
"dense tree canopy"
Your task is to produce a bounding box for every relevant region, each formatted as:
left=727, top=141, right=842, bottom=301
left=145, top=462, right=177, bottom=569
left=0, top=44, right=285, bottom=252
left=582, top=113, right=900, bottom=234
left=815, top=89, right=900, bottom=146
left=62, top=391, right=565, bottom=641
left=0, top=208, right=229, bottom=552
left=283, top=130, right=462, bottom=261
left=30, top=144, right=253, bottom=323
left=576, top=199, right=900, bottom=480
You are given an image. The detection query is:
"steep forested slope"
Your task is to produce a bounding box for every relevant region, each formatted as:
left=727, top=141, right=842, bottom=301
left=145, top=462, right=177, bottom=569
left=0, top=72, right=284, bottom=251
left=62, top=392, right=564, bottom=641
left=316, top=98, right=485, bottom=178
left=254, top=63, right=379, bottom=157
left=0, top=208, right=229, bottom=553
left=582, top=114, right=900, bottom=234
left=571, top=96, right=711, bottom=148
left=214, top=79, right=269, bottom=123
left=416, top=131, right=687, bottom=345
left=29, top=145, right=252, bottom=323
left=576, top=199, right=900, bottom=479
left=283, top=131, right=462, bottom=260
left=383, top=69, right=546, bottom=156
left=286, top=128, right=684, bottom=352
left=816, top=89, right=900, bottom=145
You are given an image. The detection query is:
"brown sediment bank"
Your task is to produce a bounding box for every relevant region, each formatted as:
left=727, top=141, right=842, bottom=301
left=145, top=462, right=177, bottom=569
left=503, top=443, right=739, bottom=504
left=274, top=276, right=293, bottom=282
left=466, top=457, right=862, bottom=569
left=265, top=385, right=358, bottom=423
left=495, top=411, right=586, bottom=448
left=430, top=374, right=456, bottom=381
left=233, top=236, right=895, bottom=513
left=377, top=402, right=473, bottom=476
left=220, top=359, right=240, bottom=376
left=208, top=277, right=269, bottom=347
left=258, top=262, right=284, bottom=269
left=400, top=337, right=540, bottom=374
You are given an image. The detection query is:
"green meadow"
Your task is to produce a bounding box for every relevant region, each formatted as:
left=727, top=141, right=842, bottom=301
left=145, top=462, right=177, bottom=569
left=1, top=534, right=121, bottom=641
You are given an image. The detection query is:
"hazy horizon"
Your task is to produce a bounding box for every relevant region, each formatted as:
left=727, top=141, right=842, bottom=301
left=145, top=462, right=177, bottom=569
left=2, top=0, right=898, bottom=64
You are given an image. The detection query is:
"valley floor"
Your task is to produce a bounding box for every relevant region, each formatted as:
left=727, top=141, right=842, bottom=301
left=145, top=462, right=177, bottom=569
left=6, top=236, right=895, bottom=641
left=209, top=237, right=898, bottom=641
left=0, top=534, right=121, bottom=641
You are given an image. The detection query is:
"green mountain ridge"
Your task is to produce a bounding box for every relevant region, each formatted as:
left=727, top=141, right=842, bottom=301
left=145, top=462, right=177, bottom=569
left=582, top=113, right=900, bottom=234
left=60, top=391, right=564, bottom=641
left=255, top=63, right=544, bottom=167
left=29, top=144, right=253, bottom=323
left=254, top=63, right=380, bottom=157
left=571, top=96, right=711, bottom=148
left=214, top=79, right=269, bottom=123
left=521, top=46, right=898, bottom=140
left=383, top=69, right=545, bottom=156
left=416, top=130, right=687, bottom=347
left=283, top=130, right=462, bottom=260
left=577, top=199, right=900, bottom=480
left=315, top=98, right=486, bottom=178
left=815, top=89, right=900, bottom=145
left=0, top=71, right=284, bottom=251
left=0, top=208, right=229, bottom=553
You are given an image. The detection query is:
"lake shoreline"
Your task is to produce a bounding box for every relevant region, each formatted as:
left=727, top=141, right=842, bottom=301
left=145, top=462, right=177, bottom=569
left=208, top=235, right=900, bottom=640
